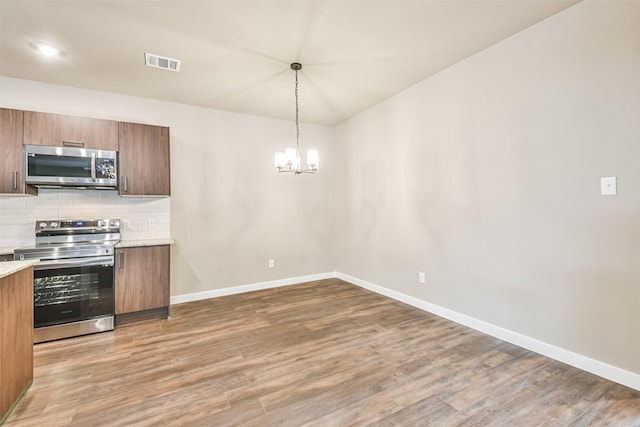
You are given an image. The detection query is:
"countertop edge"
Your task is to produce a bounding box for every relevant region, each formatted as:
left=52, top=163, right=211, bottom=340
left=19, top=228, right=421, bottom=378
left=0, top=260, right=37, bottom=280
left=116, top=238, right=175, bottom=248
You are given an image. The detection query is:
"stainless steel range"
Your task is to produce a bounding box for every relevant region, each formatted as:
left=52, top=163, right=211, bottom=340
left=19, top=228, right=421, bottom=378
left=14, top=219, right=120, bottom=343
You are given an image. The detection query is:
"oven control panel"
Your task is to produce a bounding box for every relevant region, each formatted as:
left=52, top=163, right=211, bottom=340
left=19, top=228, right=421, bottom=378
left=35, top=219, right=121, bottom=233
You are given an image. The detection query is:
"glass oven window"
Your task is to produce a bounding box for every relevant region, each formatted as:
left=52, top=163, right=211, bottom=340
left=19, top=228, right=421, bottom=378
left=33, top=263, right=114, bottom=328
left=34, top=272, right=100, bottom=306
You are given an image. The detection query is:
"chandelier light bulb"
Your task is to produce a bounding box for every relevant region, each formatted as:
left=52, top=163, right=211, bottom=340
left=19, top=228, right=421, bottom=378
left=275, top=151, right=287, bottom=168
left=306, top=149, right=319, bottom=170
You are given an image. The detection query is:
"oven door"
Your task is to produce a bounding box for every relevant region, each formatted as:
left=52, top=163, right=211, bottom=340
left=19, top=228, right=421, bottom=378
left=33, top=256, right=115, bottom=328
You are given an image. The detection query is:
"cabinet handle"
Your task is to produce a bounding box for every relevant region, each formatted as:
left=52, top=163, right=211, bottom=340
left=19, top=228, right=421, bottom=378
left=122, top=175, right=128, bottom=192
left=118, top=251, right=124, bottom=269
left=62, top=140, right=85, bottom=147
left=12, top=171, right=18, bottom=191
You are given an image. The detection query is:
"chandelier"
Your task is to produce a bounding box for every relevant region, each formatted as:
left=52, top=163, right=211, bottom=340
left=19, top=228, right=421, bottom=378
left=275, top=63, right=319, bottom=174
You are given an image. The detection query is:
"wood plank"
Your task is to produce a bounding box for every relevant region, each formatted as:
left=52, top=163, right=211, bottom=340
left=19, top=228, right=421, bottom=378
left=4, top=279, right=640, bottom=426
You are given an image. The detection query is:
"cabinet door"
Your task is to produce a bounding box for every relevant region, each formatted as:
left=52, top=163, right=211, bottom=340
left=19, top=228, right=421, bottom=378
left=0, top=267, right=34, bottom=420
left=115, top=245, right=170, bottom=314
left=118, top=122, right=171, bottom=196
left=23, top=111, right=118, bottom=150
left=0, top=108, right=34, bottom=195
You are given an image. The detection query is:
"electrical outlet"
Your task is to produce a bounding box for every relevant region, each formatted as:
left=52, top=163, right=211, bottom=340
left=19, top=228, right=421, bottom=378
left=147, top=217, right=156, bottom=229
left=419, top=272, right=426, bottom=284
left=268, top=259, right=275, bottom=269
left=123, top=219, right=131, bottom=230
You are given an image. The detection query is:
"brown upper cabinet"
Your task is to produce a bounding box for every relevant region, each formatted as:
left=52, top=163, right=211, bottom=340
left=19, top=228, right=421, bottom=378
left=23, top=111, right=119, bottom=151
left=0, top=108, right=35, bottom=195
left=118, top=122, right=171, bottom=197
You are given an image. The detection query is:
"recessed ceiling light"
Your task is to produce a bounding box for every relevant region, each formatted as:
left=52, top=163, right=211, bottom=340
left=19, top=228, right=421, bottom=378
left=36, top=43, right=60, bottom=56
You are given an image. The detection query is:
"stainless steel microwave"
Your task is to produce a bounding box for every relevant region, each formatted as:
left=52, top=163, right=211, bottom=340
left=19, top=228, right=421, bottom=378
left=24, top=144, right=118, bottom=189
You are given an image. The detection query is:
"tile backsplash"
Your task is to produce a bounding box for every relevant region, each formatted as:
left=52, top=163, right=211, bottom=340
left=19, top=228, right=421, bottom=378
left=0, top=189, right=170, bottom=250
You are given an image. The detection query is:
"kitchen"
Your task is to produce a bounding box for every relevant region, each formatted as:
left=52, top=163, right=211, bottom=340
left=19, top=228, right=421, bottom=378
left=1, top=0, right=640, bottom=424
left=0, top=108, right=174, bottom=421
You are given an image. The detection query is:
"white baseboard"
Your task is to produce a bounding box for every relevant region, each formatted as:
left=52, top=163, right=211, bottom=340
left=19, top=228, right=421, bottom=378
left=336, top=272, right=640, bottom=392
left=170, top=271, right=336, bottom=305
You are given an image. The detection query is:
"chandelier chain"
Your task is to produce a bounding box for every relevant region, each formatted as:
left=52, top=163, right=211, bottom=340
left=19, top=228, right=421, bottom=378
left=295, top=68, right=300, bottom=154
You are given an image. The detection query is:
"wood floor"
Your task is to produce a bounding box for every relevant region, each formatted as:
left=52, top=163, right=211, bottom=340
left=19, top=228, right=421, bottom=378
left=4, top=279, right=640, bottom=426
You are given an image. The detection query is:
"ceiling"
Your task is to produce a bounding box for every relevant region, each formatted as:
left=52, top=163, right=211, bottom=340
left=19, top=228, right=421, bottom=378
left=0, top=0, right=580, bottom=126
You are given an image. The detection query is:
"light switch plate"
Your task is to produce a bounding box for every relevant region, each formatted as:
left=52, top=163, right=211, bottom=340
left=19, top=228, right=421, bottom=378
left=600, top=177, right=617, bottom=196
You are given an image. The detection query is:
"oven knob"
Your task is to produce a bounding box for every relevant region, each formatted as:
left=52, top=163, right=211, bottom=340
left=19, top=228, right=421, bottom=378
left=50, top=222, right=58, bottom=228
left=98, top=220, right=107, bottom=228
left=110, top=219, right=120, bottom=227
left=39, top=222, right=48, bottom=229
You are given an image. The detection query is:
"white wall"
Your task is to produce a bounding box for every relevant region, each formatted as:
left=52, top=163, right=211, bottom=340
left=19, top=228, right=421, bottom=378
left=0, top=77, right=339, bottom=296
left=336, top=0, right=640, bottom=375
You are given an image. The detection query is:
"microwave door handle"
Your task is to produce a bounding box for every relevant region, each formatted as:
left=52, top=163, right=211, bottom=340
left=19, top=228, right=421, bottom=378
left=91, top=153, right=96, bottom=181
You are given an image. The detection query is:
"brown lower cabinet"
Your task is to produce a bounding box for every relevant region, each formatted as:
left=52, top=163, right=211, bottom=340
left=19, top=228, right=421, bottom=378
left=115, top=245, right=170, bottom=325
left=0, top=267, right=34, bottom=423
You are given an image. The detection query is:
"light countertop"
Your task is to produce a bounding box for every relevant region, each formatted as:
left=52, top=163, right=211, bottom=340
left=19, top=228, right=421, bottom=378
left=0, top=260, right=36, bottom=280
left=116, top=238, right=174, bottom=248
left=0, top=247, right=16, bottom=257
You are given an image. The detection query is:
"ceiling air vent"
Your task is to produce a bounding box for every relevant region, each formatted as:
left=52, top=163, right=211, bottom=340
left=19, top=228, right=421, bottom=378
left=144, top=53, right=181, bottom=72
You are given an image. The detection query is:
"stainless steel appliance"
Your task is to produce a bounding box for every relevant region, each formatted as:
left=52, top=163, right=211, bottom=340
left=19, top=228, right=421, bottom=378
left=14, top=219, right=120, bottom=343
left=24, top=144, right=118, bottom=189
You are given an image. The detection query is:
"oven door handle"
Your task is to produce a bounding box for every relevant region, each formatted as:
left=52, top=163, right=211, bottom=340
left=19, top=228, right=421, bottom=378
left=36, top=256, right=114, bottom=270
